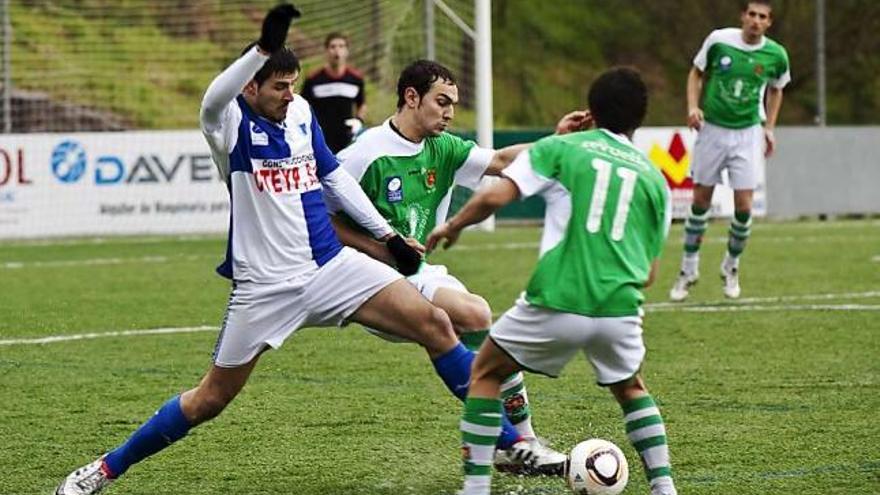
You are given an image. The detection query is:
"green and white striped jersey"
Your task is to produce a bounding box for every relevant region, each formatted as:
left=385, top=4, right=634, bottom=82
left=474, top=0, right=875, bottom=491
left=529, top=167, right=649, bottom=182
left=503, top=129, right=671, bottom=317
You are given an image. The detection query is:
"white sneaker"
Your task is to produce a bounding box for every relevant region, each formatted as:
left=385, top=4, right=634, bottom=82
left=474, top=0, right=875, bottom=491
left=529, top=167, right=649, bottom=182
left=55, top=457, right=113, bottom=495
left=669, top=270, right=699, bottom=301
left=720, top=263, right=741, bottom=298
left=494, top=438, right=566, bottom=476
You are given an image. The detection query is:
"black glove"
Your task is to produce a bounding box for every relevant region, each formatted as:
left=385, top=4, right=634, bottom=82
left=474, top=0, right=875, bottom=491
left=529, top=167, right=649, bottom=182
left=257, top=3, right=301, bottom=53
left=387, top=235, right=422, bottom=276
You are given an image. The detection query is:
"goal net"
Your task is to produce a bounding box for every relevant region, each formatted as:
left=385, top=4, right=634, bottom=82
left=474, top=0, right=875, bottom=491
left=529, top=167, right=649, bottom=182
left=0, top=0, right=487, bottom=239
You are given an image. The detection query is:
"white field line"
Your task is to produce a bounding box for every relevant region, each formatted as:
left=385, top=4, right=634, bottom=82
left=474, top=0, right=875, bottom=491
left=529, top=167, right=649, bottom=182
left=646, top=303, right=880, bottom=313
left=1, top=254, right=209, bottom=269
left=0, top=326, right=216, bottom=346
left=4, top=291, right=880, bottom=347
left=645, top=290, right=880, bottom=309
left=0, top=234, right=220, bottom=247
left=3, top=234, right=878, bottom=269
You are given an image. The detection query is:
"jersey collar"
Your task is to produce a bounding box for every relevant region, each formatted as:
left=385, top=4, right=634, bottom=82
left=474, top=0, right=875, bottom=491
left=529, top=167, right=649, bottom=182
left=384, top=118, right=425, bottom=153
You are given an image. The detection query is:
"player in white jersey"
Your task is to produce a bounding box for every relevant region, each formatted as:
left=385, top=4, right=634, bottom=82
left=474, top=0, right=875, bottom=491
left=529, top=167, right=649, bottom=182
left=328, top=61, right=588, bottom=475
left=55, top=5, right=493, bottom=494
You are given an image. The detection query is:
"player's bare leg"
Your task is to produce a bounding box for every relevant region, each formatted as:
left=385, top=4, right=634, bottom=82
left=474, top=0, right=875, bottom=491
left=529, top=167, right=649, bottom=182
left=57, top=356, right=263, bottom=495
left=350, top=278, right=458, bottom=358
left=433, top=288, right=536, bottom=438
left=180, top=357, right=263, bottom=425
left=351, top=279, right=530, bottom=455
left=670, top=183, right=714, bottom=301
left=721, top=189, right=754, bottom=298
left=608, top=376, right=677, bottom=495
left=432, top=287, right=493, bottom=348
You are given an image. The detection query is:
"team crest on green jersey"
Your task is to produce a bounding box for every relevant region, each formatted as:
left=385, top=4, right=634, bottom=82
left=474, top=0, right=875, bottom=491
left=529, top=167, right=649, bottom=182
left=425, top=168, right=437, bottom=188
left=386, top=176, right=403, bottom=203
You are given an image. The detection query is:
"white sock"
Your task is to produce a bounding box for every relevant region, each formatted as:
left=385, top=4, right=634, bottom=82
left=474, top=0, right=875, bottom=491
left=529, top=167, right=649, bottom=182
left=681, top=252, right=699, bottom=276
left=722, top=252, right=739, bottom=271
left=461, top=476, right=490, bottom=495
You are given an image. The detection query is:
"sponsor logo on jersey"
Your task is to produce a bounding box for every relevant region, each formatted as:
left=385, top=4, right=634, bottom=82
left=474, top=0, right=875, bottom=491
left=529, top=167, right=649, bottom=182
left=581, top=140, right=646, bottom=166
left=250, top=122, right=269, bottom=146
left=425, top=168, right=436, bottom=188
left=251, top=158, right=320, bottom=194
left=719, top=55, right=733, bottom=71
left=386, top=176, right=403, bottom=203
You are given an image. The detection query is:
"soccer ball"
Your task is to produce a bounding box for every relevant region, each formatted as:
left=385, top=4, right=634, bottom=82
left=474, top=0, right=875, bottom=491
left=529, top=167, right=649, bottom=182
left=566, top=439, right=629, bottom=495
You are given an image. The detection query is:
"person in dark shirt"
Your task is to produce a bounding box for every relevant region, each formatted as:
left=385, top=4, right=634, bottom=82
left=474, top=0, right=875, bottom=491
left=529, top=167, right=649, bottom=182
left=302, top=32, right=366, bottom=153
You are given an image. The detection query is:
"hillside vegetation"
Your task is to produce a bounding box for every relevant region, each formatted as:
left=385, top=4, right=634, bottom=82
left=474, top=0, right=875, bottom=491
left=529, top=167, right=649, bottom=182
left=8, top=0, right=880, bottom=130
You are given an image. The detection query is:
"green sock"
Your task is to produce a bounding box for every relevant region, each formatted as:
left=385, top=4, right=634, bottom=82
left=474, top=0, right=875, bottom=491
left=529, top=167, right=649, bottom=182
left=727, top=210, right=752, bottom=258
left=622, top=395, right=675, bottom=491
left=684, top=204, right=710, bottom=255
left=460, top=330, right=489, bottom=352
left=500, top=372, right=533, bottom=436
left=461, top=397, right=502, bottom=495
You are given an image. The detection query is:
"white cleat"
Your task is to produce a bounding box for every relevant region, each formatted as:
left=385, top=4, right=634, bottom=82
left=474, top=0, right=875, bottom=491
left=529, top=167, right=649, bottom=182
left=669, top=271, right=699, bottom=302
left=55, top=457, right=113, bottom=495
left=494, top=438, right=566, bottom=477
left=720, top=263, right=741, bottom=299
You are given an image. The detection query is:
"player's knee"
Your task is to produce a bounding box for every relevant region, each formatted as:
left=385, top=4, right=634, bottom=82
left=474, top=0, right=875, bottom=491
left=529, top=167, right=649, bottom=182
left=415, top=306, right=456, bottom=352
left=456, top=295, right=493, bottom=331
left=425, top=305, right=454, bottom=336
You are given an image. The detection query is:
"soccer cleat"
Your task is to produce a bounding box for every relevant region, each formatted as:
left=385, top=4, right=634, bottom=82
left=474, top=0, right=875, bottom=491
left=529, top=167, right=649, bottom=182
left=720, top=263, right=741, bottom=299
left=494, top=438, right=566, bottom=476
left=668, top=270, right=699, bottom=302
left=55, top=457, right=113, bottom=495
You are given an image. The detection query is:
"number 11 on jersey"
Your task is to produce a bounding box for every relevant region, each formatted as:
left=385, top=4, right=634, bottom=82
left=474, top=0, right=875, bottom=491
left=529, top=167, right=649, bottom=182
left=586, top=158, right=638, bottom=241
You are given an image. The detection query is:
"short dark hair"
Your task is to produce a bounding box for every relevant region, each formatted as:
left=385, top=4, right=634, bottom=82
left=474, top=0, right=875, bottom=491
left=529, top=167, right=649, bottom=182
left=324, top=32, right=348, bottom=48
left=743, top=0, right=772, bottom=12
left=587, top=66, right=648, bottom=135
left=396, top=60, right=456, bottom=109
left=240, top=42, right=301, bottom=86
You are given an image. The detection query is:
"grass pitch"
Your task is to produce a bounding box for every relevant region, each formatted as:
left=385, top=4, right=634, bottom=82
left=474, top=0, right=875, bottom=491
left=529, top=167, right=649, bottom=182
left=1, top=219, right=879, bottom=494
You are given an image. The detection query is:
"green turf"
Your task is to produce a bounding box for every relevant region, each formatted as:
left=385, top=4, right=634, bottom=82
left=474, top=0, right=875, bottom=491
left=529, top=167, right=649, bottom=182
left=1, top=220, right=879, bottom=494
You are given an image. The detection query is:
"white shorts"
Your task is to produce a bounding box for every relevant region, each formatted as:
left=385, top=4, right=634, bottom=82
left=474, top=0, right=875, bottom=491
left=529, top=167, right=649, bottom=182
left=692, top=122, right=764, bottom=190
left=364, top=263, right=467, bottom=343
left=490, top=295, right=646, bottom=384
left=213, top=247, right=402, bottom=367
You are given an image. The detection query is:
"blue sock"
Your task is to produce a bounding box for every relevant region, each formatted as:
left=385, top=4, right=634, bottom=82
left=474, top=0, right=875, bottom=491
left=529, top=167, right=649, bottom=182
left=103, top=395, right=191, bottom=478
left=431, top=343, right=522, bottom=449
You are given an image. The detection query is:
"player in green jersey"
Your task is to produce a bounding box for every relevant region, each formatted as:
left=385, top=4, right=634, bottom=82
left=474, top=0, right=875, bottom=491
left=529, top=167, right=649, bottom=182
left=328, top=60, right=589, bottom=474
left=670, top=0, right=790, bottom=301
left=427, top=67, right=677, bottom=495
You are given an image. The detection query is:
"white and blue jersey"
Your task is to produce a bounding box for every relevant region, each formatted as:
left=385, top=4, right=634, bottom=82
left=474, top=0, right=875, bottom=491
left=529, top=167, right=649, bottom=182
left=201, top=47, right=393, bottom=283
